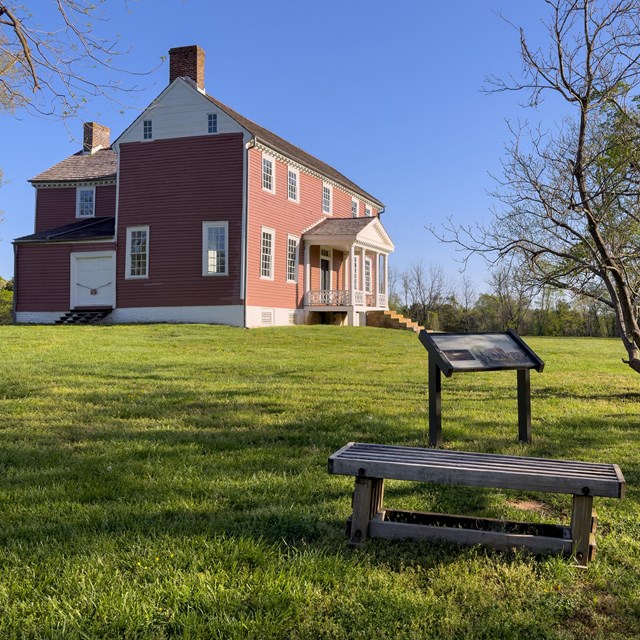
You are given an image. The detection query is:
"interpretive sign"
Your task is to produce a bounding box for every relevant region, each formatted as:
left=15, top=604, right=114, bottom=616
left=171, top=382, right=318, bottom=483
left=419, top=330, right=544, bottom=446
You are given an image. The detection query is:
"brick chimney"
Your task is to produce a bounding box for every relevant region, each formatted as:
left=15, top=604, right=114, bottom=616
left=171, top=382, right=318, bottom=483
left=169, top=45, right=205, bottom=92
left=83, top=122, right=110, bottom=154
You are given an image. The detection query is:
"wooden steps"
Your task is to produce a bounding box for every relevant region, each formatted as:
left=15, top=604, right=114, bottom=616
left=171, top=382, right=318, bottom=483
left=366, top=310, right=425, bottom=333
left=55, top=309, right=113, bottom=325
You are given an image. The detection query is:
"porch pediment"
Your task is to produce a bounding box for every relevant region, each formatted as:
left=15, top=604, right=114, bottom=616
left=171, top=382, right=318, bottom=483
left=302, top=217, right=394, bottom=253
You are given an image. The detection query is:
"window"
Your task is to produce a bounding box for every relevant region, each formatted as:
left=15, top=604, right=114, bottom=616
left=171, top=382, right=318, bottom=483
left=353, top=255, right=359, bottom=289
left=322, top=184, right=332, bottom=214
left=203, top=221, right=228, bottom=276
left=76, top=187, right=95, bottom=218
left=143, top=120, right=152, bottom=140
left=365, top=258, right=372, bottom=293
left=207, top=113, right=218, bottom=134
left=262, top=155, right=275, bottom=193
left=126, top=226, right=149, bottom=278
left=287, top=167, right=299, bottom=202
left=351, top=198, right=359, bottom=218
left=260, top=227, right=275, bottom=279
left=365, top=205, right=372, bottom=217
left=286, top=235, right=299, bottom=282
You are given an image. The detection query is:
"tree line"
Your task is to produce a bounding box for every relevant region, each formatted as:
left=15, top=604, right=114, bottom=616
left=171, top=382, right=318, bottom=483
left=388, top=261, right=616, bottom=337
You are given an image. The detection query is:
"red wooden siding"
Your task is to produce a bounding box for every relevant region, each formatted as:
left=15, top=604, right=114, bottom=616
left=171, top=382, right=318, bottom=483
left=246, top=147, right=378, bottom=309
left=116, top=133, right=244, bottom=308
left=15, top=242, right=115, bottom=311
left=35, top=184, right=116, bottom=233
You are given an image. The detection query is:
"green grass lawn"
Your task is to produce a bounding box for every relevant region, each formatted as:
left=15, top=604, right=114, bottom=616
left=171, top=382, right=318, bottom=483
left=0, top=325, right=638, bottom=639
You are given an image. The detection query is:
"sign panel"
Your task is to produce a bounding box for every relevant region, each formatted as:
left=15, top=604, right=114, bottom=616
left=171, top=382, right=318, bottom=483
left=419, top=330, right=544, bottom=377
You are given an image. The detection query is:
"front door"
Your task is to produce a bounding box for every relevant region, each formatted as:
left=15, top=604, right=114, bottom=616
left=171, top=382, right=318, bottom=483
left=71, top=252, right=116, bottom=308
left=320, top=257, right=330, bottom=291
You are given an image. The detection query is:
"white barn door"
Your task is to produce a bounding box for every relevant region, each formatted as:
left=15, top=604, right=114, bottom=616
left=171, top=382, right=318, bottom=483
left=70, top=252, right=116, bottom=308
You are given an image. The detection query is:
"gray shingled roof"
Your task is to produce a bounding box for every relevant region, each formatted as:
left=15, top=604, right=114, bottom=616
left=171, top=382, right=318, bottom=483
left=303, top=217, right=374, bottom=236
left=14, top=217, right=115, bottom=243
left=30, top=149, right=117, bottom=183
left=205, top=94, right=384, bottom=208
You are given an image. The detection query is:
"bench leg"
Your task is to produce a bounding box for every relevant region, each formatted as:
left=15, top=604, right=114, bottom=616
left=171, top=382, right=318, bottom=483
left=571, top=495, right=596, bottom=567
left=350, top=477, right=385, bottom=544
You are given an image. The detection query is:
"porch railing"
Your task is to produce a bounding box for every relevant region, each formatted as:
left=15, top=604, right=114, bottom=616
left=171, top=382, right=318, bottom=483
left=305, top=290, right=388, bottom=308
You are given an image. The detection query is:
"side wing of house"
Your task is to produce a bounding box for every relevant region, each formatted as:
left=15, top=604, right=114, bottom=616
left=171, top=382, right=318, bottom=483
left=13, top=131, right=118, bottom=324
left=111, top=79, right=252, bottom=325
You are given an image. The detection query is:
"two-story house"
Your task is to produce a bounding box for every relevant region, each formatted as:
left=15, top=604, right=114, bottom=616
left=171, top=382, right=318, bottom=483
left=13, top=45, right=394, bottom=328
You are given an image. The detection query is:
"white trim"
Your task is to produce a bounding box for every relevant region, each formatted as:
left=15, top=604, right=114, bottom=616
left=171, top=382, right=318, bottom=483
left=365, top=257, right=373, bottom=294
left=262, top=152, right=276, bottom=194
left=351, top=198, right=359, bottom=218
left=76, top=186, right=96, bottom=218
left=125, top=225, right=150, bottom=279
left=322, top=183, right=333, bottom=215
left=286, top=234, right=300, bottom=283
left=260, top=226, right=275, bottom=280
left=69, top=250, right=116, bottom=309
left=365, top=205, right=372, bottom=218
left=33, top=180, right=116, bottom=189
left=202, top=221, right=229, bottom=276
left=287, top=165, right=300, bottom=203
left=108, top=305, right=244, bottom=326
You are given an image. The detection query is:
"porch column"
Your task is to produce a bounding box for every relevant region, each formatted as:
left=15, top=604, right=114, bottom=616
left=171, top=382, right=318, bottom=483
left=384, top=253, right=389, bottom=308
left=349, top=244, right=356, bottom=306
left=375, top=251, right=381, bottom=307
left=304, top=242, right=311, bottom=306
left=360, top=247, right=366, bottom=304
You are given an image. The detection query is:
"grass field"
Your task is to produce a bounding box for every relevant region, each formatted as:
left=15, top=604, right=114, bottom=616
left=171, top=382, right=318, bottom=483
left=0, top=325, right=638, bottom=639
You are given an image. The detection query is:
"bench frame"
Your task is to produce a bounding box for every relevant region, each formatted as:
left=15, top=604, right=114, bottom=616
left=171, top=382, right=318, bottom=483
left=329, top=443, right=625, bottom=567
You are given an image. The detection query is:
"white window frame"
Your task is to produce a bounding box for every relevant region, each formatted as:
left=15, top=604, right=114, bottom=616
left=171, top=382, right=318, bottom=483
left=286, top=235, right=299, bottom=283
left=143, top=120, right=153, bottom=140
left=262, top=154, right=276, bottom=194
left=287, top=166, right=299, bottom=203
left=207, top=112, right=218, bottom=134
left=365, top=205, right=372, bottom=217
left=365, top=258, right=372, bottom=293
left=202, top=221, right=229, bottom=276
left=76, top=186, right=96, bottom=218
left=260, top=226, right=275, bottom=280
left=125, top=225, right=150, bottom=279
left=322, top=183, right=332, bottom=214
left=351, top=198, right=359, bottom=218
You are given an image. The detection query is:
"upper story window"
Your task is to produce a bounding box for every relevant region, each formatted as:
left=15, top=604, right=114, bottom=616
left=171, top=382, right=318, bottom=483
left=202, top=221, right=228, bottom=276
left=365, top=205, right=372, bottom=217
left=322, top=184, right=332, bottom=214
left=260, top=227, right=275, bottom=279
left=262, top=155, right=275, bottom=193
left=286, top=235, right=299, bottom=283
left=126, top=226, right=149, bottom=279
left=76, top=186, right=95, bottom=218
left=207, top=113, right=218, bottom=134
left=287, top=167, right=299, bottom=202
left=351, top=198, right=359, bottom=218
left=143, top=120, right=153, bottom=140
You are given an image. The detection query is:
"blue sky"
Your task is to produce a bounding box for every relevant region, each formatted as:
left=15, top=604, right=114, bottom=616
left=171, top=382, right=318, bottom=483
left=0, top=0, right=556, bottom=292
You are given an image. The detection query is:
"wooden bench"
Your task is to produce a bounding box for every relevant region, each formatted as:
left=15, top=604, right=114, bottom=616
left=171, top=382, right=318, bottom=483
left=328, top=443, right=625, bottom=566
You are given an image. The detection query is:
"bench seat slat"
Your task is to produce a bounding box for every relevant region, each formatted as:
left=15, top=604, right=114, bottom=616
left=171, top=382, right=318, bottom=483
left=328, top=443, right=624, bottom=498
left=337, top=450, right=617, bottom=477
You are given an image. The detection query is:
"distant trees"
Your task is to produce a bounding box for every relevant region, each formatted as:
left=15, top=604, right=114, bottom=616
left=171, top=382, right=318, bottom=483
left=389, top=262, right=615, bottom=337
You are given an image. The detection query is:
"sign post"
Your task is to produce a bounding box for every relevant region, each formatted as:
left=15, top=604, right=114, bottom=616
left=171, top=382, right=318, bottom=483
left=419, top=329, right=544, bottom=447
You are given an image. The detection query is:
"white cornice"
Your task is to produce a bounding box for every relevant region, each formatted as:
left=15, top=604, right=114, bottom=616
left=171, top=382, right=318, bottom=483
left=253, top=140, right=381, bottom=211
left=32, top=179, right=116, bottom=189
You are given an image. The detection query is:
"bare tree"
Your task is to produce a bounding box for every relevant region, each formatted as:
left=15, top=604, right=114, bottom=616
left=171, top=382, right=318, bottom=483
left=0, top=1, right=150, bottom=118
left=436, top=0, right=640, bottom=373
left=486, top=265, right=535, bottom=332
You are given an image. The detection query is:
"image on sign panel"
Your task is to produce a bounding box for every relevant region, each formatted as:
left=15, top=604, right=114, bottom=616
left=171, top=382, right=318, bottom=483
left=432, top=334, right=535, bottom=370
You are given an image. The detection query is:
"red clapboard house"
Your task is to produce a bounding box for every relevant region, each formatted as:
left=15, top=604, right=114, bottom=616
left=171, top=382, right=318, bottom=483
left=13, top=45, right=394, bottom=328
